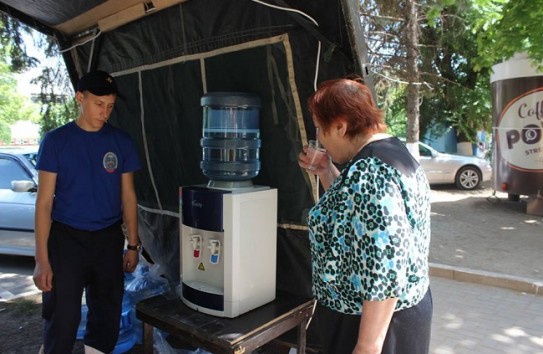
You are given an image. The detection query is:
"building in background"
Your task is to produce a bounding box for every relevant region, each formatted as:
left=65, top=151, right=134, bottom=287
left=10, top=121, right=39, bottom=145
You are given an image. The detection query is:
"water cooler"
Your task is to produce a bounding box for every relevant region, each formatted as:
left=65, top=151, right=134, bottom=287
left=180, top=92, right=277, bottom=318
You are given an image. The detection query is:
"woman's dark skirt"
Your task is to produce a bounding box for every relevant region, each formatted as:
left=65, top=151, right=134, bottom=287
left=315, top=288, right=433, bottom=354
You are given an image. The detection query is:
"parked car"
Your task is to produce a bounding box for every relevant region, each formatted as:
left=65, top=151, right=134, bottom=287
left=402, top=140, right=492, bottom=190
left=0, top=147, right=38, bottom=256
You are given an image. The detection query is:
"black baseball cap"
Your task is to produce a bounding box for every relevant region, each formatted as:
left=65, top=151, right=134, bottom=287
left=77, top=70, right=124, bottom=99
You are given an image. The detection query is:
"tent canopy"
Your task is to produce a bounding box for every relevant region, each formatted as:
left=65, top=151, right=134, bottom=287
left=1, top=0, right=371, bottom=304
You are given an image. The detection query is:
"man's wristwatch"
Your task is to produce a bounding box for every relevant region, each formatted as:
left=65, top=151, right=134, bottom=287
left=126, top=243, right=141, bottom=252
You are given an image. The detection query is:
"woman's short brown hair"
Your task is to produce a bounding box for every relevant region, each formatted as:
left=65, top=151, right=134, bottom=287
left=307, top=76, right=385, bottom=139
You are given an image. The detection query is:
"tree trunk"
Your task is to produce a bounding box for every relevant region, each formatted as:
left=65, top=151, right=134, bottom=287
left=405, top=0, right=420, bottom=158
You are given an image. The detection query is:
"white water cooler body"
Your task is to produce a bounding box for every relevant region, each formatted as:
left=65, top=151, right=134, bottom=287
left=179, top=185, right=277, bottom=318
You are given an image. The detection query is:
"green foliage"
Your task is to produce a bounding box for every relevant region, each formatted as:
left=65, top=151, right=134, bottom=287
left=421, top=74, right=492, bottom=142
left=0, top=14, right=74, bottom=139
left=0, top=59, right=41, bottom=144
left=368, top=0, right=494, bottom=144
left=32, top=64, right=75, bottom=138
left=426, top=0, right=458, bottom=27
left=381, top=85, right=408, bottom=137
left=472, top=0, right=543, bottom=70
left=0, top=12, right=38, bottom=72
left=39, top=98, right=77, bottom=137
left=0, top=120, right=10, bottom=143
left=0, top=61, right=24, bottom=124
left=418, top=1, right=493, bottom=142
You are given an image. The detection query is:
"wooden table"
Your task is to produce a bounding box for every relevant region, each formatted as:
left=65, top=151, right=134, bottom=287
left=135, top=291, right=315, bottom=354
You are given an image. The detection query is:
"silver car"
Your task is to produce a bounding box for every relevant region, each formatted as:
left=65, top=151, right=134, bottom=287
left=0, top=147, right=38, bottom=256
left=415, top=141, right=492, bottom=190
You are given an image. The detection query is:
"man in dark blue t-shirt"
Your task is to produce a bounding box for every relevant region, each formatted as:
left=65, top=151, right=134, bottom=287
left=33, top=70, right=142, bottom=354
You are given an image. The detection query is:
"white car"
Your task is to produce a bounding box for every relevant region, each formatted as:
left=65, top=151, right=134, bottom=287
left=413, top=141, right=492, bottom=190
left=0, top=147, right=38, bottom=256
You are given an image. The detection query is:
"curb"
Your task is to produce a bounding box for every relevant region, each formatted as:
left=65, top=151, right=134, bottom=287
left=430, top=262, right=543, bottom=296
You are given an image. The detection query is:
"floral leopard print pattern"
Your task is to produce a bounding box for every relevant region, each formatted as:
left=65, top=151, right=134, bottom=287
left=308, top=138, right=431, bottom=314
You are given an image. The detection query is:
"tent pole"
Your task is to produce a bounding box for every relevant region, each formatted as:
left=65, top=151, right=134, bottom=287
left=339, top=0, right=376, bottom=102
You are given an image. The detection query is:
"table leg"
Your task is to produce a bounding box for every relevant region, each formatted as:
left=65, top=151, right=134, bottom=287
left=143, top=322, right=154, bottom=354
left=297, top=318, right=308, bottom=354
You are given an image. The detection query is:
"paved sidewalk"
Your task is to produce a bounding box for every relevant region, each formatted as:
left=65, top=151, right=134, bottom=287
left=0, top=272, right=39, bottom=301
left=431, top=276, right=543, bottom=354
left=429, top=185, right=543, bottom=282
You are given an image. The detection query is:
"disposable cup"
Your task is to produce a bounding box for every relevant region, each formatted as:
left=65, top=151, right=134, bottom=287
left=307, top=140, right=326, bottom=170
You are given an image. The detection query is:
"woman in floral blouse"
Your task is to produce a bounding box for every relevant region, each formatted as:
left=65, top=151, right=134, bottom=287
left=299, top=77, right=432, bottom=354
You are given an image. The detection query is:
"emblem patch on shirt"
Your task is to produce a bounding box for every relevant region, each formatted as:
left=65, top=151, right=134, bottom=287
left=103, top=152, right=118, bottom=173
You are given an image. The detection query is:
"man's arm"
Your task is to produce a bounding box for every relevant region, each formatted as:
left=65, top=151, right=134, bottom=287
left=33, top=170, right=57, bottom=292
left=121, top=172, right=139, bottom=272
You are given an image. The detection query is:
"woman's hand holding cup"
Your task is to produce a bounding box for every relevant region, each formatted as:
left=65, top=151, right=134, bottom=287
left=299, top=140, right=328, bottom=174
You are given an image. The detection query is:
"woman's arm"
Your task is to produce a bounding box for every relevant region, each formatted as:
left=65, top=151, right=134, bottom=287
left=353, top=298, right=397, bottom=354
